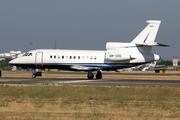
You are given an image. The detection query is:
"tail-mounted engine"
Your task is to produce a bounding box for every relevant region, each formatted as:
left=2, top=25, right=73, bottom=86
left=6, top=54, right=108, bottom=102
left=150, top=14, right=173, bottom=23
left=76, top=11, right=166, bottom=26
left=105, top=52, right=131, bottom=61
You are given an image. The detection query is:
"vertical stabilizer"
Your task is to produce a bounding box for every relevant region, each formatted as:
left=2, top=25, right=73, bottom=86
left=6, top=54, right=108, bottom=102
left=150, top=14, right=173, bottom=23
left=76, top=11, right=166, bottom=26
left=131, top=20, right=161, bottom=44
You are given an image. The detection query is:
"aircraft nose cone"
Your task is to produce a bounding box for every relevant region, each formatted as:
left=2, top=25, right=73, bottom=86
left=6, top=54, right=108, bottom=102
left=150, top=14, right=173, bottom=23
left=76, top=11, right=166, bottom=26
left=9, top=59, right=17, bottom=65
left=9, top=59, right=14, bottom=64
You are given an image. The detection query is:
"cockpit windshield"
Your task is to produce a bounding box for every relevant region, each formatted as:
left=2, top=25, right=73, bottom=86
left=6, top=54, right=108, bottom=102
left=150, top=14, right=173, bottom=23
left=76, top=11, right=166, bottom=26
left=23, top=53, right=32, bottom=56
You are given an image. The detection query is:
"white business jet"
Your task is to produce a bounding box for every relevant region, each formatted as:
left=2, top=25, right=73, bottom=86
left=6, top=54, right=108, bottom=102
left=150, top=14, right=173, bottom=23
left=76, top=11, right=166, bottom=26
left=9, top=20, right=168, bottom=79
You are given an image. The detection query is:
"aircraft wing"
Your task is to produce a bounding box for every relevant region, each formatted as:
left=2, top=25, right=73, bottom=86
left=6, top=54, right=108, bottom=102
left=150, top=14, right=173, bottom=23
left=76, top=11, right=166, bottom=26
left=70, top=65, right=100, bottom=71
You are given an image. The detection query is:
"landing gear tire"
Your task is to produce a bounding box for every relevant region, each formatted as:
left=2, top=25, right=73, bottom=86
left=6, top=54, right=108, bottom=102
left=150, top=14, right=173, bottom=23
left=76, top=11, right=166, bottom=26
left=96, top=74, right=102, bottom=79
left=87, top=71, right=94, bottom=79
left=32, top=68, right=42, bottom=78
left=87, top=74, right=94, bottom=79
left=96, top=71, right=102, bottom=79
left=32, top=74, right=36, bottom=78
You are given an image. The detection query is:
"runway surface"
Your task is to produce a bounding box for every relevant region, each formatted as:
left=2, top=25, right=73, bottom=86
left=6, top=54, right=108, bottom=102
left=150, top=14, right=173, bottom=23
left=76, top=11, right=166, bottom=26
left=48, top=71, right=180, bottom=76
left=1, top=71, right=180, bottom=86
left=1, top=77, right=180, bottom=86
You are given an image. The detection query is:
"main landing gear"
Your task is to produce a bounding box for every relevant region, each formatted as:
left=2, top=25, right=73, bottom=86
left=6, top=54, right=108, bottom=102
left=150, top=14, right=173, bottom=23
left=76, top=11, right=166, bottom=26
left=87, top=70, right=102, bottom=79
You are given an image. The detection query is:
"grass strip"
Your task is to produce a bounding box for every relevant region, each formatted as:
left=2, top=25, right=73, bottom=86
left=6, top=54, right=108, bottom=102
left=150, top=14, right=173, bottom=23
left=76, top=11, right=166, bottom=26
left=1, top=85, right=180, bottom=119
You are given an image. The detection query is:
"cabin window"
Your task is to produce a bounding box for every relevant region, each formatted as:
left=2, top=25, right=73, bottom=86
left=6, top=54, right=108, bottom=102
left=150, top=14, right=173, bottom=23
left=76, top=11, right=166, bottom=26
left=90, top=56, right=93, bottom=60
left=74, top=56, right=76, bottom=59
left=58, top=55, right=60, bottom=59
left=94, top=56, right=97, bottom=60
left=78, top=56, right=80, bottom=59
left=62, top=56, right=64, bottom=59
left=82, top=56, right=85, bottom=59
left=86, top=56, right=89, bottom=59
left=54, top=56, right=56, bottom=59
left=70, top=56, right=72, bottom=59
left=50, top=55, right=52, bottom=58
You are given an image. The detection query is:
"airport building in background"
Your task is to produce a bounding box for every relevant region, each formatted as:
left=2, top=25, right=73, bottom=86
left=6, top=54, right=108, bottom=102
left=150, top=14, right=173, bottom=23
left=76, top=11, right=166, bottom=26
left=0, top=50, right=22, bottom=60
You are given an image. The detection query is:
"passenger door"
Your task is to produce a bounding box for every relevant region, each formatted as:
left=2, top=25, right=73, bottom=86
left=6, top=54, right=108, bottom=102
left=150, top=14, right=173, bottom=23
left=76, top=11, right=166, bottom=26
left=35, top=52, right=43, bottom=67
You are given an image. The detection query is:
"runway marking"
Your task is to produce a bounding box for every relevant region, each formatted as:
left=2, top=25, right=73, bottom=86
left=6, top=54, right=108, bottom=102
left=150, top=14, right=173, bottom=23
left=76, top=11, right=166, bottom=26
left=57, top=79, right=102, bottom=84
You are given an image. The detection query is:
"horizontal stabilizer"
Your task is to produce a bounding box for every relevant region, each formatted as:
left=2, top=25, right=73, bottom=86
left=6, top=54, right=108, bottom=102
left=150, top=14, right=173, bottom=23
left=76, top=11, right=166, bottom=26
left=135, top=42, right=169, bottom=47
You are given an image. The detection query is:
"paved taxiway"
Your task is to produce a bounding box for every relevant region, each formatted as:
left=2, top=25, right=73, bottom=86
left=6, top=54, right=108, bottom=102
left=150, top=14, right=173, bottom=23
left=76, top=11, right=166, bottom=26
left=1, top=77, right=180, bottom=86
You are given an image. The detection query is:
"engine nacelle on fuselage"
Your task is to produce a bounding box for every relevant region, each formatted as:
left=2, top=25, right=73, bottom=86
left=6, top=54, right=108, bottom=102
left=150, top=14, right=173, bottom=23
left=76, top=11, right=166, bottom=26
left=105, top=52, right=131, bottom=61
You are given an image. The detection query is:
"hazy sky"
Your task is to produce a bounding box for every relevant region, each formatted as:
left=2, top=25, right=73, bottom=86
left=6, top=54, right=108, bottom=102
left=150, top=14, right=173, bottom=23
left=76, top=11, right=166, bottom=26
left=0, top=0, right=179, bottom=60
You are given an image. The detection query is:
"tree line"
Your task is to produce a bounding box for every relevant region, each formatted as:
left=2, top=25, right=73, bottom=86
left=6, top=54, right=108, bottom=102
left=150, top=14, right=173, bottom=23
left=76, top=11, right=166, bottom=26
left=0, top=58, right=12, bottom=70
left=156, top=59, right=180, bottom=66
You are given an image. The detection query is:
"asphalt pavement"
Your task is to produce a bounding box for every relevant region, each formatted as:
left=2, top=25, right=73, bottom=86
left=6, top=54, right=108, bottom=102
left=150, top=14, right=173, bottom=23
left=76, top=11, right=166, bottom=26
left=1, top=77, right=180, bottom=86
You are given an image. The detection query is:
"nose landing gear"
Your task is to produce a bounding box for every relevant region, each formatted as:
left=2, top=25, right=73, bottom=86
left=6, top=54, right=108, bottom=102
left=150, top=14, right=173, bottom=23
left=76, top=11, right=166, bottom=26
left=32, top=69, right=42, bottom=78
